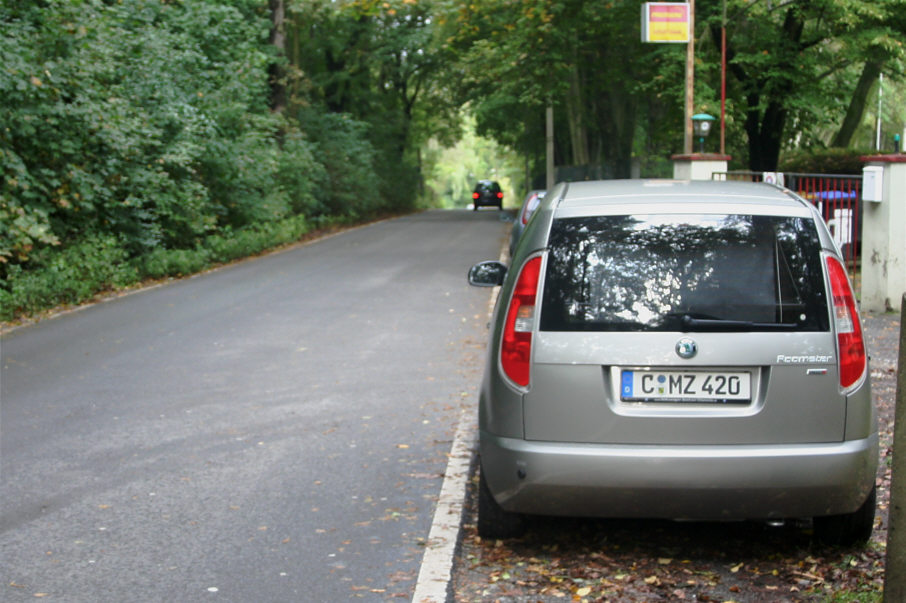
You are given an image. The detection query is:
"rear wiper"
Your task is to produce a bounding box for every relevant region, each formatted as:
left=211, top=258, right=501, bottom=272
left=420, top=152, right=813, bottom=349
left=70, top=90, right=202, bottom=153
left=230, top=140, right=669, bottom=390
left=679, top=314, right=798, bottom=331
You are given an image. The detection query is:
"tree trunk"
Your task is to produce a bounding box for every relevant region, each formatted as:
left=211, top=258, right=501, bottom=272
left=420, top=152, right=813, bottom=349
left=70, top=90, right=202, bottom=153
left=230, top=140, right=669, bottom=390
left=718, top=5, right=804, bottom=172
left=268, top=0, right=287, bottom=115
left=599, top=88, right=636, bottom=179
left=831, top=60, right=882, bottom=148
left=745, top=96, right=787, bottom=172
left=566, top=67, right=590, bottom=167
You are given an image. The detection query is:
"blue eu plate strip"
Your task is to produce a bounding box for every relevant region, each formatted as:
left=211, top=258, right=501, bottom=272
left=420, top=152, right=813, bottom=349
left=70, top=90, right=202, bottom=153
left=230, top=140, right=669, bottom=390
left=621, top=371, right=634, bottom=398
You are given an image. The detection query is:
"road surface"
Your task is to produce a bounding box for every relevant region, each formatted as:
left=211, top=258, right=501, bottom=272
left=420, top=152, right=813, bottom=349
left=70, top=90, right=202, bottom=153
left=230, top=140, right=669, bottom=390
left=1, top=210, right=508, bottom=601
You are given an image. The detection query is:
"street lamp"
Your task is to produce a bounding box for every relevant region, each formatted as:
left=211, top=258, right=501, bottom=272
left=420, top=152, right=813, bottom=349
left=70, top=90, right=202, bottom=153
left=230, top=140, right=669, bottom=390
left=692, top=113, right=717, bottom=153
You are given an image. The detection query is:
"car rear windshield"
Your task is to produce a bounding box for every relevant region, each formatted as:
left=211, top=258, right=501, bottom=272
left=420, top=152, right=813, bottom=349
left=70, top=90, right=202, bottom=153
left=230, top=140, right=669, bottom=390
left=540, top=213, right=829, bottom=332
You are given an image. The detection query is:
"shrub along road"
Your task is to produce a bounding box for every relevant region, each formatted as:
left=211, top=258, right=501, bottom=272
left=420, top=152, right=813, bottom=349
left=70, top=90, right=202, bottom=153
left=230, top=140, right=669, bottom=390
left=0, top=210, right=508, bottom=601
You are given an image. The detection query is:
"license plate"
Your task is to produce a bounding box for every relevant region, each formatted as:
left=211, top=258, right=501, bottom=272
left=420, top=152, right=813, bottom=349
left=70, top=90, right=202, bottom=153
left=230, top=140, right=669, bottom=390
left=620, top=370, right=751, bottom=403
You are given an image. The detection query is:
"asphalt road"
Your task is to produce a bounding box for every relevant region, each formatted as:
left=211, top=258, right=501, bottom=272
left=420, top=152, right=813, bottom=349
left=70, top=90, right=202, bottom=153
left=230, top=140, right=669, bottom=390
left=1, top=210, right=508, bottom=602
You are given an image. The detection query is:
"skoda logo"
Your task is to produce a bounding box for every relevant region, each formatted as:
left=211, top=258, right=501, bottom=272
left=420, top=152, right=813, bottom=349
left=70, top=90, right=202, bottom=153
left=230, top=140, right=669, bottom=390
left=676, top=338, right=698, bottom=359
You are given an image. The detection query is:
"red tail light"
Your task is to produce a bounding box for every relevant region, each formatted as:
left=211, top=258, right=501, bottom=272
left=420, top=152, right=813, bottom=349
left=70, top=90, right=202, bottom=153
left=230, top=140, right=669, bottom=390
left=496, top=192, right=504, bottom=199
left=472, top=192, right=479, bottom=200
left=520, top=194, right=540, bottom=226
left=826, top=255, right=866, bottom=391
left=501, top=256, right=542, bottom=387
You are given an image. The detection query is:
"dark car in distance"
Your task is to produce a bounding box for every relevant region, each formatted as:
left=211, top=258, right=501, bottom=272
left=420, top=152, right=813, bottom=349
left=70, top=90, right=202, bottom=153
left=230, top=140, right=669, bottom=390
left=472, top=180, right=503, bottom=210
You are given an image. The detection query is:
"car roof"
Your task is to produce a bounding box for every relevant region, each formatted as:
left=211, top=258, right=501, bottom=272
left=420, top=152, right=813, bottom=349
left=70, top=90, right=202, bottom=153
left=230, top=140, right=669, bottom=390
left=554, top=179, right=813, bottom=218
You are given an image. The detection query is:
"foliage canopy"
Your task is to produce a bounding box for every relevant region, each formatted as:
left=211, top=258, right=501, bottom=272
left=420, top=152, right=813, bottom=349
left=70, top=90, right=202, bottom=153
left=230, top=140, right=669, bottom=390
left=438, top=0, right=906, bottom=176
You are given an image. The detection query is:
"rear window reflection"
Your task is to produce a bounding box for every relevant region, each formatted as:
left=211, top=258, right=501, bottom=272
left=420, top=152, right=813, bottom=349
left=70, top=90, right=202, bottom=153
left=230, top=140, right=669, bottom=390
left=540, top=214, right=829, bottom=332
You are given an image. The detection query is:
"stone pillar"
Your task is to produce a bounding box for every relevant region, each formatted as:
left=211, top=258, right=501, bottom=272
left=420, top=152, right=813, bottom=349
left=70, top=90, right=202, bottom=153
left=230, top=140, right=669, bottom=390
left=860, top=155, right=906, bottom=313
left=671, top=154, right=731, bottom=181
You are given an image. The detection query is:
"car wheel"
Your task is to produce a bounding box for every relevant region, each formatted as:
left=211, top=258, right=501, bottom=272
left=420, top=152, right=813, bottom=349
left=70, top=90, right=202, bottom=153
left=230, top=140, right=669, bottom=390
left=477, top=464, right=525, bottom=539
left=813, top=485, right=876, bottom=546
left=472, top=204, right=478, bottom=211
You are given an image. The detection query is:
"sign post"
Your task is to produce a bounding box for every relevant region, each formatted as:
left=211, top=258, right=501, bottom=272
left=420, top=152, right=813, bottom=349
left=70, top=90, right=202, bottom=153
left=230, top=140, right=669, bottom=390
left=642, top=2, right=694, bottom=154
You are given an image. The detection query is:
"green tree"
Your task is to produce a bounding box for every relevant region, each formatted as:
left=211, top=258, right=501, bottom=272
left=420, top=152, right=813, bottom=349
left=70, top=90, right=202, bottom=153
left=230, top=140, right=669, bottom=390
left=830, top=4, right=906, bottom=148
left=0, top=0, right=321, bottom=272
left=288, top=0, right=457, bottom=209
left=698, top=0, right=906, bottom=169
left=439, top=0, right=687, bottom=179
left=443, top=0, right=906, bottom=175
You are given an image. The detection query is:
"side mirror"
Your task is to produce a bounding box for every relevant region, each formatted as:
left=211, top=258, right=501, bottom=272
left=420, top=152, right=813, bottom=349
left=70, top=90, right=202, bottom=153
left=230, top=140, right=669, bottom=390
left=468, top=261, right=507, bottom=287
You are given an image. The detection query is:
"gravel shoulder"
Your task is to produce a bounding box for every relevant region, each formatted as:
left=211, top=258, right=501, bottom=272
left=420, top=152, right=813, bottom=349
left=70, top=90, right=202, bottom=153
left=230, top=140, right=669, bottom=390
left=451, top=311, right=900, bottom=602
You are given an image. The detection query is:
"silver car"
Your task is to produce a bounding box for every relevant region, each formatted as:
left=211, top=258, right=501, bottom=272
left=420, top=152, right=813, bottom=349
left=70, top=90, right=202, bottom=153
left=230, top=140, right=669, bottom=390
left=468, top=179, right=877, bottom=544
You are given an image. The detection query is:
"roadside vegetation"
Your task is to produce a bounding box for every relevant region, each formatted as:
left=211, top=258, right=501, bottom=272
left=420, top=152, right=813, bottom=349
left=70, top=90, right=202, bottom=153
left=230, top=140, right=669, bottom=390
left=0, top=0, right=432, bottom=321
left=2, top=0, right=905, bottom=322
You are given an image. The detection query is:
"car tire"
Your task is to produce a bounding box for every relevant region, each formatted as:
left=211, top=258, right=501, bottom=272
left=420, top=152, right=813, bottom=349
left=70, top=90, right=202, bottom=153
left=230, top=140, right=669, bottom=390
left=477, top=464, right=525, bottom=539
left=813, top=485, right=876, bottom=546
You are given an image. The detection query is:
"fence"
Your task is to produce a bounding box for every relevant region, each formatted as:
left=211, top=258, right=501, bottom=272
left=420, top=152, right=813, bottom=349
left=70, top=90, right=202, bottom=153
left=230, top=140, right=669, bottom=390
left=715, top=171, right=862, bottom=284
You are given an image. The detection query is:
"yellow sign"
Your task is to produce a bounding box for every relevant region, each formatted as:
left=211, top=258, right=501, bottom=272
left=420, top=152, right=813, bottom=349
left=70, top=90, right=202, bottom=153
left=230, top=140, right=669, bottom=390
left=642, top=2, right=690, bottom=43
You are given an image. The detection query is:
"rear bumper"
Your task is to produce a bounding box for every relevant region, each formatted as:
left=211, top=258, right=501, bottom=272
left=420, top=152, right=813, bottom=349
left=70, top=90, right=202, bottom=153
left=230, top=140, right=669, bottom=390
left=474, top=196, right=501, bottom=207
left=480, top=432, right=879, bottom=520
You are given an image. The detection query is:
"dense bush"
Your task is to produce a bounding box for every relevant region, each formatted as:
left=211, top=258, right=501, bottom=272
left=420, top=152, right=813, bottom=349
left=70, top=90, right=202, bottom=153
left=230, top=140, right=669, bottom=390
left=0, top=213, right=352, bottom=321
left=297, top=109, right=383, bottom=218
left=0, top=235, right=136, bottom=318
left=2, top=1, right=271, bottom=261
left=0, top=0, right=396, bottom=321
left=779, top=148, right=874, bottom=175
left=2, top=1, right=266, bottom=262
